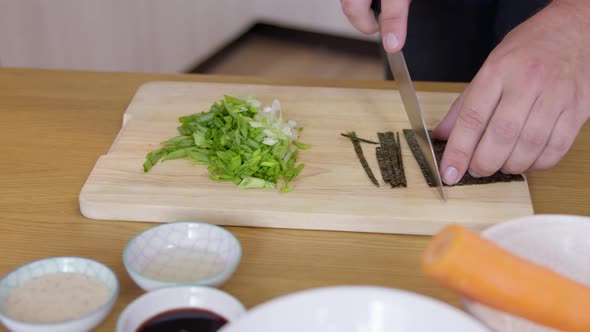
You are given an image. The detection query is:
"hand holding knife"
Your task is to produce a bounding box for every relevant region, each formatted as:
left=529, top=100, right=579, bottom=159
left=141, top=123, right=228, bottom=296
left=370, top=0, right=447, bottom=202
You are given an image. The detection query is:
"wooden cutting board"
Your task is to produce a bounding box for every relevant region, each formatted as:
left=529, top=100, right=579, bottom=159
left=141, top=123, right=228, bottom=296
left=79, top=81, right=533, bottom=235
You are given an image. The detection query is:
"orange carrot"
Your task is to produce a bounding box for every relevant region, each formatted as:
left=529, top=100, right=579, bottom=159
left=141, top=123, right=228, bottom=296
left=422, top=224, right=590, bottom=332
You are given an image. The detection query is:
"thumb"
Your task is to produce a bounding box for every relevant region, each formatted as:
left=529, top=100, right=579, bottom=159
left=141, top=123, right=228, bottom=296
left=379, top=0, right=411, bottom=53
left=432, top=92, right=464, bottom=140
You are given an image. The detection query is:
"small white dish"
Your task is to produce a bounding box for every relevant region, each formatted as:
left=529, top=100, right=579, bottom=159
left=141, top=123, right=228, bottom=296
left=0, top=256, right=119, bottom=332
left=219, top=285, right=491, bottom=332
left=462, top=214, right=590, bottom=332
left=123, top=221, right=242, bottom=291
left=116, top=286, right=246, bottom=332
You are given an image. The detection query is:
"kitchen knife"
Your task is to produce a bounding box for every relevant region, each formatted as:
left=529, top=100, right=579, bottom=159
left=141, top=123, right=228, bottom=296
left=370, top=0, right=446, bottom=202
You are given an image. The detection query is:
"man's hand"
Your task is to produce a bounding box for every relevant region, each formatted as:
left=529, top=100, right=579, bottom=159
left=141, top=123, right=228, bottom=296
left=340, top=0, right=411, bottom=52
left=432, top=0, right=590, bottom=184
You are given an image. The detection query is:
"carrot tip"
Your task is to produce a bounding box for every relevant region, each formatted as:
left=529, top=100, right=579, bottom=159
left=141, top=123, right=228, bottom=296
left=422, top=224, right=464, bottom=267
left=424, top=228, right=455, bottom=264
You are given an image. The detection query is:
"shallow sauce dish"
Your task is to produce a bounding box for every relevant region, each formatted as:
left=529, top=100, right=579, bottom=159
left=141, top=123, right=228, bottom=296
left=116, top=286, right=246, bottom=332
left=123, top=221, right=242, bottom=291
left=462, top=214, right=590, bottom=332
left=0, top=256, right=119, bottom=332
left=219, top=285, right=491, bottom=332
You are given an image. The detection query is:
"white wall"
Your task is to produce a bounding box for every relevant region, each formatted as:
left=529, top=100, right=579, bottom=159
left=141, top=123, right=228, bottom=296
left=251, top=0, right=377, bottom=40
left=0, top=0, right=376, bottom=73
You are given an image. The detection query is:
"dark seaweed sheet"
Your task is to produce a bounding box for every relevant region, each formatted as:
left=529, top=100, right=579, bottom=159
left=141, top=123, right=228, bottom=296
left=376, top=147, right=390, bottom=184
left=386, top=132, right=405, bottom=187
left=340, top=133, right=379, bottom=145
left=345, top=132, right=380, bottom=187
left=402, top=129, right=524, bottom=187
left=396, top=132, right=407, bottom=187
left=377, top=133, right=395, bottom=186
left=377, top=132, right=406, bottom=187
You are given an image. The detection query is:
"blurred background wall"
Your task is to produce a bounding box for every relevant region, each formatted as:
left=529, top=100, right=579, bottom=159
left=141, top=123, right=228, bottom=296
left=0, top=0, right=377, bottom=73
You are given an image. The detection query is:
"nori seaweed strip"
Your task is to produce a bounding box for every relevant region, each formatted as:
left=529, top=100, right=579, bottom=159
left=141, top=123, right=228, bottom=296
left=402, top=129, right=524, bottom=186
left=396, top=132, right=407, bottom=187
left=385, top=132, right=404, bottom=186
left=347, top=132, right=380, bottom=187
left=402, top=129, right=435, bottom=186
left=377, top=132, right=407, bottom=188
left=377, top=133, right=395, bottom=186
left=341, top=133, right=379, bottom=144
left=376, top=147, right=390, bottom=184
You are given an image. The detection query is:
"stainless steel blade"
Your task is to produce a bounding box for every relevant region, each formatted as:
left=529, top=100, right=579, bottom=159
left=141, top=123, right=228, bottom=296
left=386, top=51, right=446, bottom=202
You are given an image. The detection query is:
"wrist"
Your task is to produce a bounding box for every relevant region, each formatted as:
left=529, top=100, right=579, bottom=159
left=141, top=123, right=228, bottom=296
left=550, top=0, right=590, bottom=24
left=547, top=0, right=590, bottom=60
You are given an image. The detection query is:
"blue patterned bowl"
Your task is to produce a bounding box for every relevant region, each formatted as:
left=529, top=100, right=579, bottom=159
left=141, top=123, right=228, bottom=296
left=0, top=256, right=119, bottom=332
left=123, top=221, right=242, bottom=291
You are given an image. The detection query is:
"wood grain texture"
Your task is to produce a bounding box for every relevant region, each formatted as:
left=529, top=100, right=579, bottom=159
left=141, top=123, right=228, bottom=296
left=1, top=68, right=590, bottom=332
left=79, top=81, right=533, bottom=235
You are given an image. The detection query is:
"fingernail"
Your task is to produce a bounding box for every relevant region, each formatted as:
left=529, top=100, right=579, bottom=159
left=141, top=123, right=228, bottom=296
left=500, top=169, right=511, bottom=175
left=468, top=169, right=482, bottom=178
left=443, top=167, right=458, bottom=185
left=384, top=33, right=399, bottom=52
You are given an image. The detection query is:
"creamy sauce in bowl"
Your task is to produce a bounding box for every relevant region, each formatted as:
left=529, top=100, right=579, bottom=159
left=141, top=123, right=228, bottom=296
left=3, top=272, right=112, bottom=323
left=140, top=247, right=226, bottom=283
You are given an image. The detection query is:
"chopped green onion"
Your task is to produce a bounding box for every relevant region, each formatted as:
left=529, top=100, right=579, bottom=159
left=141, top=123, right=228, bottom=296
left=293, top=141, right=310, bottom=150
left=143, top=95, right=309, bottom=192
left=238, top=177, right=276, bottom=189
left=162, top=148, right=189, bottom=161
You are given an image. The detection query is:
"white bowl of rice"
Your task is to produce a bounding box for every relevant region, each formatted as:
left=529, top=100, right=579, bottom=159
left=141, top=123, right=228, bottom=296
left=0, top=256, right=119, bottom=332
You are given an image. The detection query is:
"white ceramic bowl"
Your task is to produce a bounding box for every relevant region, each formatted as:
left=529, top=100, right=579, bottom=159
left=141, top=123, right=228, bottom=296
left=116, top=286, right=246, bottom=332
left=462, top=214, right=590, bottom=332
left=219, top=285, right=491, bottom=332
left=123, top=221, right=242, bottom=291
left=0, top=256, right=119, bottom=332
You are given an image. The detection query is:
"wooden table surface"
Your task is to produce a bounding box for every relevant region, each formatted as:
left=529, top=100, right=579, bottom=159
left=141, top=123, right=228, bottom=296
left=1, top=67, right=590, bottom=331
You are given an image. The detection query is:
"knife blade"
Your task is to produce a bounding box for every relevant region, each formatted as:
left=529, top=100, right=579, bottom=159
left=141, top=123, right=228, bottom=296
left=371, top=0, right=446, bottom=202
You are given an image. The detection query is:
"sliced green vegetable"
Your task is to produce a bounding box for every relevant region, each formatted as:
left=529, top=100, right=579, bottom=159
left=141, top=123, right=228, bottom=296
left=143, top=95, right=309, bottom=192
left=293, top=141, right=310, bottom=150
left=162, top=148, right=189, bottom=161
left=288, top=163, right=305, bottom=181
left=281, top=181, right=294, bottom=193
left=143, top=148, right=166, bottom=172
left=238, top=176, right=276, bottom=189
left=162, top=135, right=192, bottom=146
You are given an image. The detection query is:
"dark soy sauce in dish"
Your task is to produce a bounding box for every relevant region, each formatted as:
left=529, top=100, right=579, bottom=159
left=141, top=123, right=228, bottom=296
left=136, top=308, right=228, bottom=332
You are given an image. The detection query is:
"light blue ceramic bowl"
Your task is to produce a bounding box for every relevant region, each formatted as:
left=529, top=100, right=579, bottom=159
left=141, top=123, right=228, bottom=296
left=0, top=256, right=119, bottom=332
